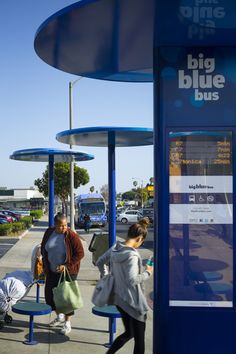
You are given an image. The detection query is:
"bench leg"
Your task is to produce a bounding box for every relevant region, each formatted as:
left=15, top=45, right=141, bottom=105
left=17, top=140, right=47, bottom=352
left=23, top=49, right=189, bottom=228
left=23, top=315, right=38, bottom=345
left=104, top=318, right=116, bottom=348
left=36, top=283, right=40, bottom=303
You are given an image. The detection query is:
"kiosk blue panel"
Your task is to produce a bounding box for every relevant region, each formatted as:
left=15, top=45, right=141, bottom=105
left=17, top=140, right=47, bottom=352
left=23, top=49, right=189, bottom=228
left=156, top=47, right=236, bottom=127
left=155, top=1, right=236, bottom=46
left=154, top=3, right=236, bottom=353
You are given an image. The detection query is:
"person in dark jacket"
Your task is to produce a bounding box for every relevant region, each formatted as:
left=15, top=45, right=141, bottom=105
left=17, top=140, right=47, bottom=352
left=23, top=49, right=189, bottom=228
left=41, top=213, right=84, bottom=335
left=83, top=213, right=91, bottom=233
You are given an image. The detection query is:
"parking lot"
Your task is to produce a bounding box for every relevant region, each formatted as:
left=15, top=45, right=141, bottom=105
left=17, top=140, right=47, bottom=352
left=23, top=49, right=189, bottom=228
left=0, top=238, right=18, bottom=259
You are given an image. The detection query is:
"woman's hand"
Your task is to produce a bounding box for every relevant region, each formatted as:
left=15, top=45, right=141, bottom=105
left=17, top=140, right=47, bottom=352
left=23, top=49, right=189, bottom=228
left=56, top=265, right=65, bottom=273
left=146, top=265, right=153, bottom=274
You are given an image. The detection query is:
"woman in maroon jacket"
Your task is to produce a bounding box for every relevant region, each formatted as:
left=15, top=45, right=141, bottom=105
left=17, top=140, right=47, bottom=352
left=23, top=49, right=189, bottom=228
left=41, top=213, right=84, bottom=335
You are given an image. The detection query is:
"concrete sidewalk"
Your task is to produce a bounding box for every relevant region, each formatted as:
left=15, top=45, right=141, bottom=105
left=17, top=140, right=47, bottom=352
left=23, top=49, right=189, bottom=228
left=0, top=218, right=153, bottom=353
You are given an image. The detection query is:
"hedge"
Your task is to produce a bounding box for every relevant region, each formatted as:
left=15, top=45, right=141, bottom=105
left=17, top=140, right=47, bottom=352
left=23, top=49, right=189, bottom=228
left=0, top=224, right=12, bottom=236
left=30, top=210, right=43, bottom=219
left=20, top=216, right=33, bottom=229
left=11, top=222, right=24, bottom=233
left=0, top=216, right=34, bottom=236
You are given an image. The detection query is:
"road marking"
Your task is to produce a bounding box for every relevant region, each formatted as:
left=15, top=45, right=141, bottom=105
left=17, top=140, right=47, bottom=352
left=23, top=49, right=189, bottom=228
left=0, top=243, right=15, bottom=246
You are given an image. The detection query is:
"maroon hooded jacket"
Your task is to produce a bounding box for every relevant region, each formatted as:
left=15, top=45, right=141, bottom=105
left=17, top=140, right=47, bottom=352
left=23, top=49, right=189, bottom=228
left=41, top=227, right=84, bottom=275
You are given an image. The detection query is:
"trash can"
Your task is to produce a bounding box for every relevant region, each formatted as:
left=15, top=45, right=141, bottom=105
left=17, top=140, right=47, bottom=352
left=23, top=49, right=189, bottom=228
left=88, top=232, right=109, bottom=265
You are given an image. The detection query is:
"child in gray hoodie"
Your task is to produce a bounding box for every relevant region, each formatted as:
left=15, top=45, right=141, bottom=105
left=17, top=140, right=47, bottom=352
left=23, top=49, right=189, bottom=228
left=96, top=219, right=153, bottom=354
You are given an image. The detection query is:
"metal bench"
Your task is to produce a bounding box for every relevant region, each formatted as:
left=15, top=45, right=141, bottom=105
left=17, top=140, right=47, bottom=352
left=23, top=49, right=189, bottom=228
left=92, top=305, right=121, bottom=348
left=194, top=282, right=232, bottom=300
left=189, top=271, right=223, bottom=282
left=12, top=302, right=51, bottom=345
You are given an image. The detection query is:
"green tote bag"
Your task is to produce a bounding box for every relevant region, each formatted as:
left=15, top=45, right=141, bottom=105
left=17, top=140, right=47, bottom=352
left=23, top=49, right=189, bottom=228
left=53, top=267, right=83, bottom=314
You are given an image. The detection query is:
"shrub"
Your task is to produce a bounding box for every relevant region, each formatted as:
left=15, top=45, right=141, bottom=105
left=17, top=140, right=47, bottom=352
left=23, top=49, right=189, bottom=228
left=30, top=210, right=43, bottom=219
left=11, top=222, right=24, bottom=233
left=0, top=224, right=12, bottom=236
left=20, top=216, right=33, bottom=229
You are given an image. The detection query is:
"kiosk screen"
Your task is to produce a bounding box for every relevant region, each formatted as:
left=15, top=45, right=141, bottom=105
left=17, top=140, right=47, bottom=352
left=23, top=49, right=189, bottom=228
left=169, top=131, right=233, bottom=307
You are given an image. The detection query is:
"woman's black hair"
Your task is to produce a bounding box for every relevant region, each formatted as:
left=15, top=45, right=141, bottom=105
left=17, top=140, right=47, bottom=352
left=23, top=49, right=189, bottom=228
left=54, top=212, right=67, bottom=224
left=127, top=218, right=149, bottom=239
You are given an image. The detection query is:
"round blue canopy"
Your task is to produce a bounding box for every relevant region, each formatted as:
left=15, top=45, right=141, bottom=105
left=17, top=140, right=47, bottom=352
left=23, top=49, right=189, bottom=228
left=10, top=148, right=94, bottom=162
left=34, top=0, right=154, bottom=82
left=34, top=0, right=236, bottom=82
left=56, top=126, right=153, bottom=147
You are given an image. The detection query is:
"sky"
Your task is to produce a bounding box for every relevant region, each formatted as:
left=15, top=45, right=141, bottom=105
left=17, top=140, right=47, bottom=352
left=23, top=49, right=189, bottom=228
left=0, top=0, right=153, bottom=195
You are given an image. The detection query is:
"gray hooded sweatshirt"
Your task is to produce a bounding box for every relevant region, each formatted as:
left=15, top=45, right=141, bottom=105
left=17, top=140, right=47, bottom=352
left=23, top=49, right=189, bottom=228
left=96, top=241, right=151, bottom=322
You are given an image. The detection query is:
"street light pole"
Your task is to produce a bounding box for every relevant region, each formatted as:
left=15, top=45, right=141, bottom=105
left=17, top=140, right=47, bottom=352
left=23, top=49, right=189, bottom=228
left=141, top=179, right=144, bottom=209
left=69, top=78, right=83, bottom=230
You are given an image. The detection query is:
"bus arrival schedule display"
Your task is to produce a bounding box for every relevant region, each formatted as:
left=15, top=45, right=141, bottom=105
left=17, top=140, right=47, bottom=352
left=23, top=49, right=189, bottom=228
left=169, top=132, right=233, bottom=225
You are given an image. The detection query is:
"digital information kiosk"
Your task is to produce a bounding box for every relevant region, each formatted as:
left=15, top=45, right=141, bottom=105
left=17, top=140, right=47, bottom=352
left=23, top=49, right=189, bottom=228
left=155, top=17, right=236, bottom=354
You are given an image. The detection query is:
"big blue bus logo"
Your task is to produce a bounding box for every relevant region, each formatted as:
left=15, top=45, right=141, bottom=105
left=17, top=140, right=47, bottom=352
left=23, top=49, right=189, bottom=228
left=178, top=53, right=225, bottom=101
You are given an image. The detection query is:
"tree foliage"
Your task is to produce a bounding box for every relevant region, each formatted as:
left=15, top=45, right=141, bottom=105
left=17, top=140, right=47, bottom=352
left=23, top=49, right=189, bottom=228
left=34, top=162, right=89, bottom=203
left=122, top=188, right=148, bottom=206
left=122, top=190, right=136, bottom=200
left=136, top=187, right=149, bottom=204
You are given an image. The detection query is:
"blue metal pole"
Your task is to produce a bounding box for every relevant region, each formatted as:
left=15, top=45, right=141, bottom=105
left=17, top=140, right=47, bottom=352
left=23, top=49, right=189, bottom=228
left=48, top=155, right=54, bottom=227
left=36, top=283, right=40, bottom=303
left=29, top=315, right=34, bottom=342
left=108, top=132, right=116, bottom=247
left=154, top=47, right=169, bottom=354
left=108, top=318, right=116, bottom=346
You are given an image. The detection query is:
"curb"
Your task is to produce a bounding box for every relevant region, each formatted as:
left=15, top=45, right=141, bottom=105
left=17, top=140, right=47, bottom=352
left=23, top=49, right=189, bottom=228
left=15, top=221, right=38, bottom=239
left=18, top=227, right=31, bottom=239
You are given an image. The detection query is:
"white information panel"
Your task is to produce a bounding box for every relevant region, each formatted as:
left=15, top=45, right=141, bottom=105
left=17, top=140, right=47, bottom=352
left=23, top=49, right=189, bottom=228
left=169, top=131, right=233, bottom=308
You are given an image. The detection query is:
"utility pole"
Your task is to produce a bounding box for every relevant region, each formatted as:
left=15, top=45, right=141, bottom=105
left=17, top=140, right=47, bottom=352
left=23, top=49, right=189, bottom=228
left=69, top=78, right=82, bottom=230
left=132, top=177, right=144, bottom=208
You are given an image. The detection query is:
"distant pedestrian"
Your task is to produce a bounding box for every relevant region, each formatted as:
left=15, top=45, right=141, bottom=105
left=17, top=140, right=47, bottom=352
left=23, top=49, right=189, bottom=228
left=41, top=213, right=84, bottom=335
left=96, top=218, right=153, bottom=354
left=83, top=213, right=91, bottom=233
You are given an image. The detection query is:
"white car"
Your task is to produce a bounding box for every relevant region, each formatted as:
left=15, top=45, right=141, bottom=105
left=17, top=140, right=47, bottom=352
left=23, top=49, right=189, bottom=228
left=117, top=210, right=141, bottom=224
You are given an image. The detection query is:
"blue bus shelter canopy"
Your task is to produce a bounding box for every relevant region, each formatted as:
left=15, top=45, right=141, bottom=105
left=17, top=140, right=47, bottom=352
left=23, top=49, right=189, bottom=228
left=34, top=0, right=154, bottom=82
left=34, top=0, right=236, bottom=82
left=10, top=148, right=94, bottom=162
left=56, top=126, right=153, bottom=147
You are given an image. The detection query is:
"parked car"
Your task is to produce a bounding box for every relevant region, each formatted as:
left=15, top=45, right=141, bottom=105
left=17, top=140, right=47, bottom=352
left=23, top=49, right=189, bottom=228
left=117, top=210, right=142, bottom=224
left=10, top=210, right=30, bottom=217
left=137, top=208, right=154, bottom=224
left=0, top=218, right=8, bottom=224
left=116, top=207, right=127, bottom=219
left=0, top=210, right=21, bottom=221
left=0, top=214, right=13, bottom=223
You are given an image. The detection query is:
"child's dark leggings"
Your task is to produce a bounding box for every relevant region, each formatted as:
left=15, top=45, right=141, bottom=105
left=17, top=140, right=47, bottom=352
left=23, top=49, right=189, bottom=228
left=106, top=306, right=146, bottom=354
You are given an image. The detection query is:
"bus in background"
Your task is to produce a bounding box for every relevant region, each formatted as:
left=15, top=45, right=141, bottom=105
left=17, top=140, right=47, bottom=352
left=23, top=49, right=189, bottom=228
left=75, top=193, right=107, bottom=228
